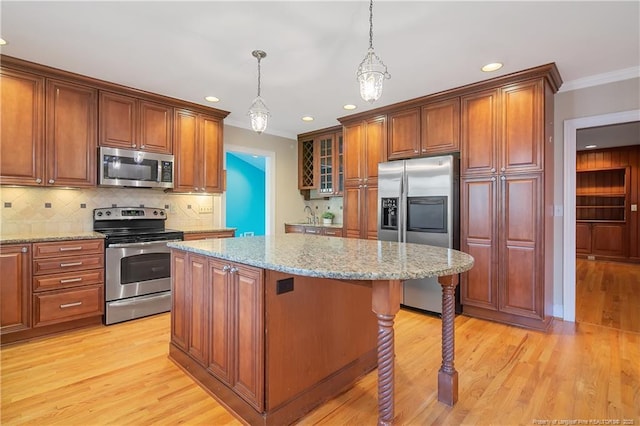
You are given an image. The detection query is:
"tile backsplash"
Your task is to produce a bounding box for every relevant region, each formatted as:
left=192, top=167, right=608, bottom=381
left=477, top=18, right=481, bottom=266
left=0, top=186, right=221, bottom=235
left=302, top=196, right=343, bottom=224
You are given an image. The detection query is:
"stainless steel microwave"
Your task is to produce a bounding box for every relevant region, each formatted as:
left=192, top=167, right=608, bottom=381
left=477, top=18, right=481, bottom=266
left=99, top=147, right=174, bottom=189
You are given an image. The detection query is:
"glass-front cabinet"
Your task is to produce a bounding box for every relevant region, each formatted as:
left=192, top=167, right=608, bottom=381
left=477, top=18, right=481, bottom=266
left=297, top=126, right=343, bottom=196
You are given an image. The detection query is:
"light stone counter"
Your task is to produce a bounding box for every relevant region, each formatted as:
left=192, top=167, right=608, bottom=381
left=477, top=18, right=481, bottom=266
left=0, top=231, right=105, bottom=244
left=168, top=233, right=473, bottom=281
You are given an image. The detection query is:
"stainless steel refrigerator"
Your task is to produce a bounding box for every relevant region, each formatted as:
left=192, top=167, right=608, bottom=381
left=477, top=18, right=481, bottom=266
left=377, top=155, right=460, bottom=314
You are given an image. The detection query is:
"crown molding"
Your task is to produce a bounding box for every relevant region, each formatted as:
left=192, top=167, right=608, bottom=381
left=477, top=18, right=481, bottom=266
left=558, top=66, right=640, bottom=93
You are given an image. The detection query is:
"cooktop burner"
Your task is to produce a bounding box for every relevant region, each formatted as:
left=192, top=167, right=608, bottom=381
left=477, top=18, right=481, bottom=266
left=93, top=207, right=183, bottom=245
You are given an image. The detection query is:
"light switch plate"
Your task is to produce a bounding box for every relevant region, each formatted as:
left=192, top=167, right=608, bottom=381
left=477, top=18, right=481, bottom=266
left=554, top=205, right=563, bottom=217
left=631, top=204, right=638, bottom=212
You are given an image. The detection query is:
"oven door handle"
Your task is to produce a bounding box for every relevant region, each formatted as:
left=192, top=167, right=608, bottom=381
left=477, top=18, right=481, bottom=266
left=107, top=239, right=182, bottom=248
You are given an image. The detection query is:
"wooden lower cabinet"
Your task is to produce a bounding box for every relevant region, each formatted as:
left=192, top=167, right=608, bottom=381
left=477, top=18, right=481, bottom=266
left=284, top=224, right=343, bottom=237
left=344, top=184, right=378, bottom=239
left=183, top=230, right=235, bottom=241
left=171, top=250, right=264, bottom=410
left=1, top=239, right=105, bottom=344
left=576, top=222, right=627, bottom=259
left=169, top=250, right=377, bottom=425
left=0, top=244, right=31, bottom=335
left=461, top=173, right=552, bottom=330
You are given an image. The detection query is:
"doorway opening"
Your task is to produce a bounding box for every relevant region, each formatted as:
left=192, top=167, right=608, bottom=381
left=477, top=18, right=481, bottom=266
left=223, top=144, right=275, bottom=236
left=562, top=109, right=640, bottom=325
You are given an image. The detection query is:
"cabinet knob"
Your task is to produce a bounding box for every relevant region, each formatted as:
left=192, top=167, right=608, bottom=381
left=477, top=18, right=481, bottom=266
left=490, top=177, right=496, bottom=182
left=490, top=168, right=496, bottom=173
left=131, top=144, right=137, bottom=148
left=21, top=247, right=28, bottom=253
left=500, top=176, right=506, bottom=181
left=222, top=265, right=231, bottom=272
left=230, top=266, right=239, bottom=274
left=500, top=167, right=506, bottom=172
left=35, top=178, right=42, bottom=184
left=422, top=149, right=427, bottom=152
left=414, top=150, right=419, bottom=153
left=48, top=179, right=55, bottom=184
left=363, top=184, right=368, bottom=188
left=141, top=145, right=145, bottom=148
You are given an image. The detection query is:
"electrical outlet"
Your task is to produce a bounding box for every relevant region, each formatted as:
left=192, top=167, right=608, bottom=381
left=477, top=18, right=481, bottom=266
left=199, top=205, right=213, bottom=214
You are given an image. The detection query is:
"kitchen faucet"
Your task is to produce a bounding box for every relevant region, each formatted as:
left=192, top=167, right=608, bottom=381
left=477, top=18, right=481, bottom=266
left=304, top=206, right=317, bottom=224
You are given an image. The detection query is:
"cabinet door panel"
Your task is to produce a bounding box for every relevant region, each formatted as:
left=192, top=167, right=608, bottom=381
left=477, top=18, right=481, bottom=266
left=0, top=245, right=31, bottom=334
left=343, top=186, right=361, bottom=238
left=501, top=80, right=543, bottom=173
left=365, top=116, right=386, bottom=181
left=46, top=80, right=97, bottom=187
left=188, top=254, right=208, bottom=366
left=139, top=100, right=173, bottom=154
left=500, top=175, right=541, bottom=318
left=99, top=92, right=136, bottom=149
left=365, top=185, right=378, bottom=240
left=388, top=108, right=420, bottom=160
left=233, top=264, right=264, bottom=411
left=208, top=260, right=232, bottom=385
left=343, top=123, right=362, bottom=185
left=461, top=178, right=498, bottom=309
left=174, top=110, right=198, bottom=192
left=461, top=89, right=498, bottom=175
left=201, top=115, right=222, bottom=192
left=421, top=98, right=460, bottom=155
left=592, top=224, right=626, bottom=257
left=0, top=69, right=44, bottom=185
left=171, top=251, right=188, bottom=351
left=575, top=223, right=592, bottom=254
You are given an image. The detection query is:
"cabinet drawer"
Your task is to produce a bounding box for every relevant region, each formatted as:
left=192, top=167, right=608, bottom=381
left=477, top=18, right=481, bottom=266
left=33, top=239, right=104, bottom=258
left=33, top=285, right=104, bottom=327
left=323, top=228, right=343, bottom=237
left=33, top=269, right=104, bottom=292
left=33, top=254, right=104, bottom=275
left=304, top=227, right=322, bottom=235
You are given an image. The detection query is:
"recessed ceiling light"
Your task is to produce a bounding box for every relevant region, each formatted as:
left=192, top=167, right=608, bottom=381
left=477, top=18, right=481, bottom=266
left=343, top=104, right=357, bottom=110
left=584, top=144, right=598, bottom=149
left=204, top=96, right=219, bottom=103
left=0, top=38, right=7, bottom=46
left=481, top=62, right=503, bottom=72
left=302, top=116, right=314, bottom=122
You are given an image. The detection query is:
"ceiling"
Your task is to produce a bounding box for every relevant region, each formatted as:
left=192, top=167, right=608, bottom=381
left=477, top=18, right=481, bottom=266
left=577, top=122, right=639, bottom=151
left=1, top=1, right=639, bottom=140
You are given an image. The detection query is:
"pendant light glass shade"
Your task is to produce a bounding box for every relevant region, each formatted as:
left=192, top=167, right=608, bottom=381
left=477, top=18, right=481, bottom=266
left=248, top=50, right=270, bottom=134
left=356, top=0, right=390, bottom=103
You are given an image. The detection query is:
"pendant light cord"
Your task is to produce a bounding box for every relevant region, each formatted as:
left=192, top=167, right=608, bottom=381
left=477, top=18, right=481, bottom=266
left=256, top=57, right=262, bottom=97
left=368, top=0, right=374, bottom=50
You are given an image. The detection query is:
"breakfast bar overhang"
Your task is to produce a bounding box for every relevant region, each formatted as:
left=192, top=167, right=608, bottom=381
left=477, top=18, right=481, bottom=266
left=168, top=234, right=474, bottom=425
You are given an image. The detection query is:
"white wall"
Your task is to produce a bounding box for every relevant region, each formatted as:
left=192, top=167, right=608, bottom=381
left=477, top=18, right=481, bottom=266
left=552, top=77, right=640, bottom=315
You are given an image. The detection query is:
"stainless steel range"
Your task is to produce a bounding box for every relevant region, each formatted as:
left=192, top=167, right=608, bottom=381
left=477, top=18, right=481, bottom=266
left=93, top=207, right=183, bottom=325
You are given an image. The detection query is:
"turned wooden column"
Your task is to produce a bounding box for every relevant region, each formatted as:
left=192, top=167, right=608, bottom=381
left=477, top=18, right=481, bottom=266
left=371, top=279, right=402, bottom=426
left=437, top=274, right=459, bottom=406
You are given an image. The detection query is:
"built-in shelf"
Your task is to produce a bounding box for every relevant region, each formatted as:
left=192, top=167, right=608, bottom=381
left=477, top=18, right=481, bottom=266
left=576, top=168, right=628, bottom=222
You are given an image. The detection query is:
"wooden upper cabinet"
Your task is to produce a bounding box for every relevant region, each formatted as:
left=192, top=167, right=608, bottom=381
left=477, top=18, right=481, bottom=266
left=460, top=89, right=499, bottom=176
left=387, top=108, right=420, bottom=160
left=0, top=68, right=45, bottom=186
left=500, top=80, right=544, bottom=173
left=45, top=79, right=97, bottom=187
left=298, top=138, right=316, bottom=190
left=174, top=110, right=223, bottom=193
left=99, top=91, right=173, bottom=154
left=421, top=97, right=460, bottom=155
left=343, top=122, right=362, bottom=186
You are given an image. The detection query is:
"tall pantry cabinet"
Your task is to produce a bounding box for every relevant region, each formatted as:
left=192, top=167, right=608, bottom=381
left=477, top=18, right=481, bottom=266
left=460, top=65, right=562, bottom=331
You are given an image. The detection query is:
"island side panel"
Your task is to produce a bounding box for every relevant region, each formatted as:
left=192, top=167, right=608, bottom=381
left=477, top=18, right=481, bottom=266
left=265, top=271, right=378, bottom=417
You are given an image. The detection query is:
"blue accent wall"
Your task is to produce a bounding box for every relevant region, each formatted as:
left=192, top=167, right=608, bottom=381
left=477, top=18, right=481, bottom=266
left=225, top=152, right=265, bottom=236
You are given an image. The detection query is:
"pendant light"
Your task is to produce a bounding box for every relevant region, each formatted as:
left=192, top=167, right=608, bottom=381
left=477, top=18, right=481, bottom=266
left=248, top=50, right=270, bottom=134
left=356, top=0, right=390, bottom=103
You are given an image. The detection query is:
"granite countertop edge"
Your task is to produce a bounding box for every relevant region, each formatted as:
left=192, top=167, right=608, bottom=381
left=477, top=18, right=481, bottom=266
left=180, top=227, right=237, bottom=234
left=168, top=235, right=474, bottom=281
left=0, top=232, right=106, bottom=244
left=284, top=222, right=344, bottom=229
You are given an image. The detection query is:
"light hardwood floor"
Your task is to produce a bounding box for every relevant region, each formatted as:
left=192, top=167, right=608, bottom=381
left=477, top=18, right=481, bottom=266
left=2, top=310, right=639, bottom=425
left=576, top=258, right=640, bottom=333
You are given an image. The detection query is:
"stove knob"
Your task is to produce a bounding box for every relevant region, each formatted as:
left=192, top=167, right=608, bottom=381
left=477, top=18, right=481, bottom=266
left=153, top=210, right=158, bottom=216
left=96, top=212, right=103, bottom=217
left=105, top=211, right=112, bottom=216
left=160, top=211, right=165, bottom=216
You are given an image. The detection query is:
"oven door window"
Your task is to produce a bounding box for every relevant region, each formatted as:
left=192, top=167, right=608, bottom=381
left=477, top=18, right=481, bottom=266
left=407, top=196, right=447, bottom=233
left=120, top=253, right=170, bottom=284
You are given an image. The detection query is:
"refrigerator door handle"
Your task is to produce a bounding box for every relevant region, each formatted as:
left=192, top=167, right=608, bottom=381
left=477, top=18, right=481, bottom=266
left=401, top=170, right=408, bottom=243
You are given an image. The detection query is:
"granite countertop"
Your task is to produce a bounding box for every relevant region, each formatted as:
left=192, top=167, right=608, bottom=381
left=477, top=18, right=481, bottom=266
left=285, top=222, right=344, bottom=229
left=168, top=234, right=474, bottom=281
left=179, top=227, right=237, bottom=234
left=0, top=231, right=106, bottom=245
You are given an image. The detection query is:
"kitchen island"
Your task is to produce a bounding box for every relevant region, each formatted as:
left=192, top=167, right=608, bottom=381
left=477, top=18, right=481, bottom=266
left=168, top=234, right=473, bottom=426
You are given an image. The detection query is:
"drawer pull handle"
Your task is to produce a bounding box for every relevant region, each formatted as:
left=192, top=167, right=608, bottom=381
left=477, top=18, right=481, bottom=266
left=60, top=302, right=82, bottom=309
left=60, top=262, right=83, bottom=267
left=59, top=246, right=83, bottom=252
left=60, top=277, right=83, bottom=284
